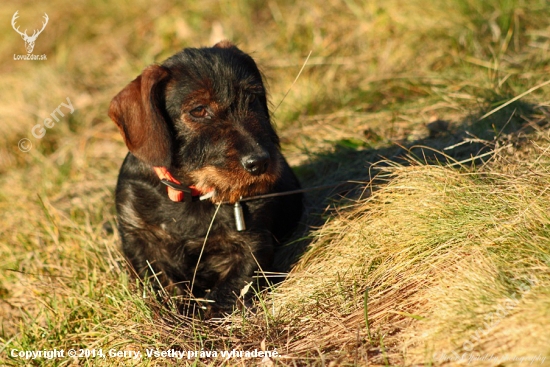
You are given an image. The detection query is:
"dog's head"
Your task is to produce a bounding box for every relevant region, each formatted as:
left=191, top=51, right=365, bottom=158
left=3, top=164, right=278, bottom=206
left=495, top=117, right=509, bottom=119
left=109, top=42, right=283, bottom=203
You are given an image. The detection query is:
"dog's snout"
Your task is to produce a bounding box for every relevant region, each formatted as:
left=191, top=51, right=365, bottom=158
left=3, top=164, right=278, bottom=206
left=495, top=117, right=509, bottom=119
left=241, top=152, right=270, bottom=175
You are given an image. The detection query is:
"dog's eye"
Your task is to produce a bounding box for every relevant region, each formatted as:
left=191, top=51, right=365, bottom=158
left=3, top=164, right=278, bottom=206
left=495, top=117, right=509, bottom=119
left=190, top=106, right=209, bottom=119
left=249, top=94, right=257, bottom=104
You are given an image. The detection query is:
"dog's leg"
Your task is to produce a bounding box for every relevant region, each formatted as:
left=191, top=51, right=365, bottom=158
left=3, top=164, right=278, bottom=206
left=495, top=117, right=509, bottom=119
left=194, top=235, right=274, bottom=316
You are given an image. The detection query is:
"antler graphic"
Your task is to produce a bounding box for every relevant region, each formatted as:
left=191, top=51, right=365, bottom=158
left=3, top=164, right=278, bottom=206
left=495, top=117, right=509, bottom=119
left=11, top=11, right=26, bottom=38
left=11, top=11, right=49, bottom=54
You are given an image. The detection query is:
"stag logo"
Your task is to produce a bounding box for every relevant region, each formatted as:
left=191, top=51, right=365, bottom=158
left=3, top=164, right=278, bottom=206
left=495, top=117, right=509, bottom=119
left=12, top=11, right=48, bottom=54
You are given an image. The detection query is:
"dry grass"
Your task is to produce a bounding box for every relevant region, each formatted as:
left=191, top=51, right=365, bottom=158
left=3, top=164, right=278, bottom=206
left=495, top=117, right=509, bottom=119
left=271, top=140, right=550, bottom=364
left=1, top=0, right=550, bottom=365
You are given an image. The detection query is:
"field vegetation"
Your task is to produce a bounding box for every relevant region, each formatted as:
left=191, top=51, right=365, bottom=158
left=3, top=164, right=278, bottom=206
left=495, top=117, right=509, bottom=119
left=1, top=0, right=550, bottom=365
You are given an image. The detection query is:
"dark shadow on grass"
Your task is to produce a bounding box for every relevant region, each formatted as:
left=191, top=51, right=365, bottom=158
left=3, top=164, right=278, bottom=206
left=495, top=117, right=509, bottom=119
left=274, top=98, right=550, bottom=272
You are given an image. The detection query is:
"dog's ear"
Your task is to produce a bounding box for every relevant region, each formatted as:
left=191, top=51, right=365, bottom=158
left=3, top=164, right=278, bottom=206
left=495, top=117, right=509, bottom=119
left=109, top=65, right=172, bottom=167
left=213, top=40, right=236, bottom=50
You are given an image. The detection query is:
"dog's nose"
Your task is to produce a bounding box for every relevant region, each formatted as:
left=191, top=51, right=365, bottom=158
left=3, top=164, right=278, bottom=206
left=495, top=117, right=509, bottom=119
left=241, top=153, right=270, bottom=175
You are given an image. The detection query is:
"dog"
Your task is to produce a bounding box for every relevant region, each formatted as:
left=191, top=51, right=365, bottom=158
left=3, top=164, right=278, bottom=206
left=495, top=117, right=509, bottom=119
left=108, top=41, right=303, bottom=316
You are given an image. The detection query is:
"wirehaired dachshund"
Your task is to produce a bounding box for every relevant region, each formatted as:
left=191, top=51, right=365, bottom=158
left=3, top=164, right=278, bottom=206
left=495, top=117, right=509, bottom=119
left=108, top=41, right=303, bottom=316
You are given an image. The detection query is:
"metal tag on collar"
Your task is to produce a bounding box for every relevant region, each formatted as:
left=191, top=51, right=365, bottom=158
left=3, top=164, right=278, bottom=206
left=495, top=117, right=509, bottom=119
left=160, top=179, right=193, bottom=202
left=234, top=201, right=246, bottom=231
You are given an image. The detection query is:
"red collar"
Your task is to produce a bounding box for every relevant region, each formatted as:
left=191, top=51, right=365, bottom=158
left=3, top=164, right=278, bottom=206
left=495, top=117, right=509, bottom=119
left=153, top=166, right=211, bottom=202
